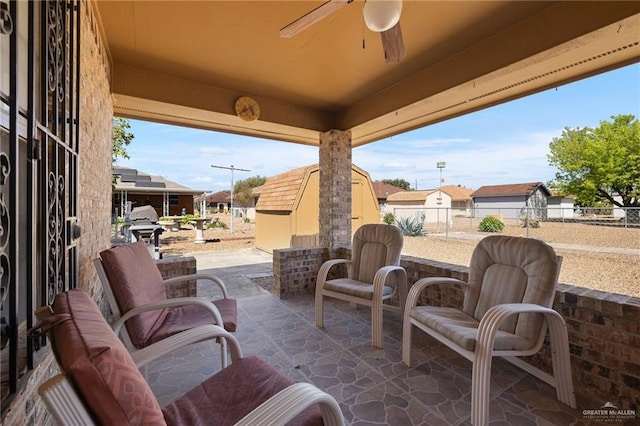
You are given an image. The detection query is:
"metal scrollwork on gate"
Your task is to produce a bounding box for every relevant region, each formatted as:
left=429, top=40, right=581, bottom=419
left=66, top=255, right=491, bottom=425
left=0, top=152, right=10, bottom=311
left=46, top=171, right=65, bottom=304
left=0, top=2, right=13, bottom=36
left=46, top=0, right=65, bottom=101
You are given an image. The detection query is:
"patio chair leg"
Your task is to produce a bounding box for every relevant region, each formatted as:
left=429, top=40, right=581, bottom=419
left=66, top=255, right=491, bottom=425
left=315, top=293, right=324, bottom=328
left=471, top=351, right=492, bottom=426
left=372, top=299, right=383, bottom=349
left=547, top=313, right=577, bottom=408
left=402, top=320, right=412, bottom=366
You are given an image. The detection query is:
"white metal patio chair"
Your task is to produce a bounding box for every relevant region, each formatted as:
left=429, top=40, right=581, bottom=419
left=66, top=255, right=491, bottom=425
left=30, top=289, right=345, bottom=426
left=94, top=240, right=237, bottom=367
left=315, top=223, right=407, bottom=348
left=402, top=235, right=576, bottom=425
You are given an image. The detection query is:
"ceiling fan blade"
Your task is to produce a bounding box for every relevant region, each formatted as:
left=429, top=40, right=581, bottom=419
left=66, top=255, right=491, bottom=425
left=381, top=22, right=405, bottom=64
left=280, top=0, right=353, bottom=38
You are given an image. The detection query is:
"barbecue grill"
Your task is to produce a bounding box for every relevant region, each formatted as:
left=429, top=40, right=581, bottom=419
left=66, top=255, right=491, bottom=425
left=125, top=205, right=163, bottom=259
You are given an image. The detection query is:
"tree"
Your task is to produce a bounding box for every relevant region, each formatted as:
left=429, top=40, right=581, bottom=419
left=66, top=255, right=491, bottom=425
left=382, top=178, right=412, bottom=191
left=112, top=117, right=134, bottom=164
left=548, top=114, right=640, bottom=210
left=233, top=175, right=267, bottom=217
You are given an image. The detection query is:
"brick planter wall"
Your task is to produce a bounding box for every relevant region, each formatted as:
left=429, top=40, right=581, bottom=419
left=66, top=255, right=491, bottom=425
left=273, top=247, right=329, bottom=298
left=273, top=247, right=640, bottom=412
left=157, top=256, right=198, bottom=298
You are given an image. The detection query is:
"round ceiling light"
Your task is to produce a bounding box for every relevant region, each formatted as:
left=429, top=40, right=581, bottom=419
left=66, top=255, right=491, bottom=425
left=363, top=0, right=402, bottom=33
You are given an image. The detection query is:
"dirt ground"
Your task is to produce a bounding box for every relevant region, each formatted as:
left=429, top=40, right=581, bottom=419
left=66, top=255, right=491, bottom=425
left=157, top=218, right=640, bottom=298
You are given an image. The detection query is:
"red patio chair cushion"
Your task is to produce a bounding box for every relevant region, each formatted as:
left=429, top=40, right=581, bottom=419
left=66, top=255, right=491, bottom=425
left=163, top=355, right=322, bottom=426
left=51, top=289, right=165, bottom=424
left=100, top=241, right=170, bottom=348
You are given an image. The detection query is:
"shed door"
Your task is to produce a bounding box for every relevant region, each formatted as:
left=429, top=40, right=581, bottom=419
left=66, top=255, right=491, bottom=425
left=352, top=180, right=363, bottom=232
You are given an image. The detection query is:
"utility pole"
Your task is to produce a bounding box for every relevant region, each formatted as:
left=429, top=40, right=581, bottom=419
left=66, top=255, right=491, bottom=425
left=211, top=164, right=250, bottom=234
left=436, top=161, right=446, bottom=233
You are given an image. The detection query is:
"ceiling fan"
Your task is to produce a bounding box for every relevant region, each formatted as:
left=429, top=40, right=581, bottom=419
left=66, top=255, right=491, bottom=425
left=280, top=0, right=405, bottom=64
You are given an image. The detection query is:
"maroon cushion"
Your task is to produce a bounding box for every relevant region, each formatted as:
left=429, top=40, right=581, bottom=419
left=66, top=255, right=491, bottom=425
left=212, top=298, right=238, bottom=332
left=100, top=241, right=169, bottom=348
left=162, top=355, right=322, bottom=425
left=51, top=289, right=165, bottom=425
left=149, top=298, right=238, bottom=345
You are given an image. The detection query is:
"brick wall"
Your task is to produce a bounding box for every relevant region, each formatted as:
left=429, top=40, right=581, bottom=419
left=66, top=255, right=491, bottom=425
left=318, top=130, right=352, bottom=250
left=157, top=256, right=198, bottom=297
left=77, top=0, right=115, bottom=304
left=274, top=247, right=329, bottom=298
left=2, top=3, right=115, bottom=425
left=272, top=247, right=640, bottom=412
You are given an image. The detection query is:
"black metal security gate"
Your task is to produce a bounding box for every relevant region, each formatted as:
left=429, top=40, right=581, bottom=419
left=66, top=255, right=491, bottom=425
left=0, top=0, right=79, bottom=406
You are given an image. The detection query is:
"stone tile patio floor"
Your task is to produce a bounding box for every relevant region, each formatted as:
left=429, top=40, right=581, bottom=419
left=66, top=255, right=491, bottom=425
left=143, top=249, right=600, bottom=425
left=145, top=296, right=591, bottom=425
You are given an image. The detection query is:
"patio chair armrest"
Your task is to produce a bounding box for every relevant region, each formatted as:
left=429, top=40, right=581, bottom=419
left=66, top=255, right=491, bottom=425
left=234, top=383, right=345, bottom=426
left=164, top=273, right=229, bottom=298
left=38, top=375, right=96, bottom=426
left=131, top=324, right=243, bottom=368
left=406, top=277, right=467, bottom=310
left=112, top=297, right=223, bottom=337
left=477, top=303, right=567, bottom=356
left=372, top=265, right=407, bottom=298
left=317, top=259, right=352, bottom=288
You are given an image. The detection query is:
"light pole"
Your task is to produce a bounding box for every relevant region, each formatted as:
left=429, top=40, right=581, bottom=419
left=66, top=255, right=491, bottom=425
left=211, top=164, right=250, bottom=234
left=436, top=161, right=446, bottom=203
left=436, top=162, right=446, bottom=232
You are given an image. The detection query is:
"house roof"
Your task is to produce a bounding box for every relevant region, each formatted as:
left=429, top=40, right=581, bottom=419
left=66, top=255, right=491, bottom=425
left=95, top=1, right=639, bottom=147
left=252, top=185, right=264, bottom=196
left=440, top=185, right=474, bottom=202
left=386, top=189, right=449, bottom=202
left=205, top=191, right=231, bottom=203
left=372, top=181, right=405, bottom=200
left=471, top=182, right=551, bottom=198
left=113, top=167, right=204, bottom=194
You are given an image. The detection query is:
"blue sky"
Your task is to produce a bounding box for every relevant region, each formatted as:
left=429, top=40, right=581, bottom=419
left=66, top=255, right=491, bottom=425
left=120, top=63, right=639, bottom=193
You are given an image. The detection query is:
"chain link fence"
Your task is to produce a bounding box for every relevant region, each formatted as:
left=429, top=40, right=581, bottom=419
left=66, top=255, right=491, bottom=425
left=390, top=206, right=640, bottom=242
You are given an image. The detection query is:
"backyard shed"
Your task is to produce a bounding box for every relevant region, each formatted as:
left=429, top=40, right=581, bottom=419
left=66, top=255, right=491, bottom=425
left=255, top=164, right=379, bottom=253
left=547, top=194, right=575, bottom=219
left=386, top=189, right=452, bottom=224
left=471, top=182, right=551, bottom=220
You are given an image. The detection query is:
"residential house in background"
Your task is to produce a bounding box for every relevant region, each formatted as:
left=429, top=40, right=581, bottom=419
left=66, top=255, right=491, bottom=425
left=204, top=190, right=231, bottom=213
left=471, top=182, right=551, bottom=220
left=386, top=189, right=452, bottom=224
left=255, top=164, right=379, bottom=253
left=441, top=185, right=474, bottom=217
left=113, top=167, right=205, bottom=218
left=372, top=181, right=405, bottom=214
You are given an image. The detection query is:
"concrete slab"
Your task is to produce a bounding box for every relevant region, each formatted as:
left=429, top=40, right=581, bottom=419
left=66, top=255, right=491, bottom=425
left=185, top=248, right=273, bottom=299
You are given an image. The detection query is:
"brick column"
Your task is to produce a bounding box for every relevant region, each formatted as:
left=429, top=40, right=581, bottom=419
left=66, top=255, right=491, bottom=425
left=319, top=130, right=352, bottom=250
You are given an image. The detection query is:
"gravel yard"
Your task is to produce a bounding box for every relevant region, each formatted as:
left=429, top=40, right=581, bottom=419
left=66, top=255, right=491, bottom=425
left=156, top=219, right=640, bottom=298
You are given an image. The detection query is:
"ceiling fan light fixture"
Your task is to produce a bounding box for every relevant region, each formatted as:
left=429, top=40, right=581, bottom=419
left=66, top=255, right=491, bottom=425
left=363, top=0, right=402, bottom=32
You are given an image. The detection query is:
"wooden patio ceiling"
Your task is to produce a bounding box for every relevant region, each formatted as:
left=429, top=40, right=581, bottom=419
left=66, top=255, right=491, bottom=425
left=95, top=1, right=640, bottom=147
